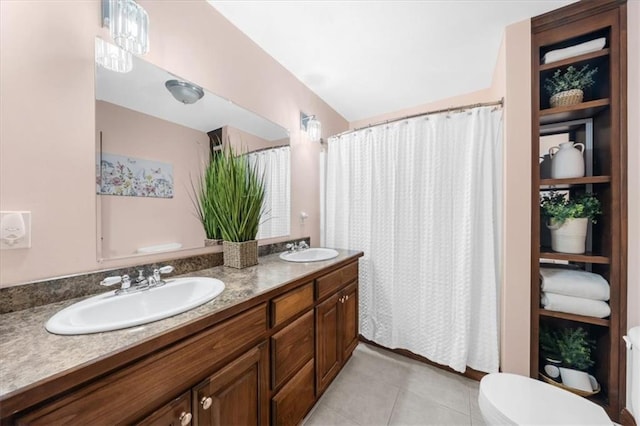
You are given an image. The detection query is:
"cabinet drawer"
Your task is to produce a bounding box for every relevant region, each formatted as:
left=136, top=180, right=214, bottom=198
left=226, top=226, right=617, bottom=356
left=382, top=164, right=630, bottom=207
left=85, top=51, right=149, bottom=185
left=17, top=304, right=267, bottom=425
left=271, top=359, right=315, bottom=426
left=271, top=310, right=314, bottom=390
left=316, top=261, right=358, bottom=300
left=271, top=282, right=314, bottom=327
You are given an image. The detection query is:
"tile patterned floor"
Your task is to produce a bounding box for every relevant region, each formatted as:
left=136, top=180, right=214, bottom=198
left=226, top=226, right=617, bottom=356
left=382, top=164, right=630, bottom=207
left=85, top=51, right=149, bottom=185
left=303, top=343, right=486, bottom=426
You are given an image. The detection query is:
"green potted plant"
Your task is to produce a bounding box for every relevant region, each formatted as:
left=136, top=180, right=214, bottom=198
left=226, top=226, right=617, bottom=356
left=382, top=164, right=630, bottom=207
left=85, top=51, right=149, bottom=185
left=192, top=151, right=223, bottom=246
left=209, top=143, right=265, bottom=268
left=555, top=327, right=596, bottom=392
left=544, top=64, right=598, bottom=108
left=540, top=191, right=601, bottom=254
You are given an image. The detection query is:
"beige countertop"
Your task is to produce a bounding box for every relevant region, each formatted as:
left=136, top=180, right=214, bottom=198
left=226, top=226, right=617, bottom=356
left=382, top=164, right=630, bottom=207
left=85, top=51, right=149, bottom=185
left=0, top=250, right=361, bottom=401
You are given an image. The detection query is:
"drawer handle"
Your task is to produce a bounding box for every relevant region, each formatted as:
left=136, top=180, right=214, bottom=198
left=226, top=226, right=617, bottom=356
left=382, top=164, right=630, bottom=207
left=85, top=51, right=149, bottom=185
left=179, top=411, right=192, bottom=426
left=200, top=396, right=213, bottom=410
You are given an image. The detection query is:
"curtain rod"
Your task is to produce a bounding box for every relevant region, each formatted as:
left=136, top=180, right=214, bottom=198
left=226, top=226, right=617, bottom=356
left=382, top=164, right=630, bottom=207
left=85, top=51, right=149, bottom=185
left=330, top=98, right=504, bottom=140
left=245, top=144, right=290, bottom=154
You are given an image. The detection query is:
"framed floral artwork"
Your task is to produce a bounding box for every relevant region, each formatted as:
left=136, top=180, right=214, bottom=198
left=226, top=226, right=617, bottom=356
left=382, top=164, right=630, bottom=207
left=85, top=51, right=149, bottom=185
left=97, top=153, right=173, bottom=198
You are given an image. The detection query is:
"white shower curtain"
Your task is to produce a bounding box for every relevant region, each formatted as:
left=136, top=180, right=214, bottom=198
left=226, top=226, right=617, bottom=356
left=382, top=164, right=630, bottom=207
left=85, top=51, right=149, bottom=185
left=324, top=106, right=503, bottom=373
left=247, top=146, right=290, bottom=240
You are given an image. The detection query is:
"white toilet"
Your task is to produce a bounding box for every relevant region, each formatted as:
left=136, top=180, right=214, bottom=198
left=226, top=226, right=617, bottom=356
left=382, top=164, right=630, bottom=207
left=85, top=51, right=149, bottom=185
left=478, top=373, right=611, bottom=425
left=479, top=326, right=640, bottom=425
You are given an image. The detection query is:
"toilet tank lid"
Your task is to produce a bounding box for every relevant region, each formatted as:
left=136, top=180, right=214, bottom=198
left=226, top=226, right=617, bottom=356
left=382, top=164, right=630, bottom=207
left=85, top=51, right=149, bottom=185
left=480, top=373, right=610, bottom=425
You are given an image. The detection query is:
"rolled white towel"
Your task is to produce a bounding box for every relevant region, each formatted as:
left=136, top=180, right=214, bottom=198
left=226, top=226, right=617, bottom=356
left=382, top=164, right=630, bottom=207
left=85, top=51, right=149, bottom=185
left=541, top=292, right=611, bottom=318
left=540, top=268, right=609, bottom=301
left=543, top=37, right=606, bottom=64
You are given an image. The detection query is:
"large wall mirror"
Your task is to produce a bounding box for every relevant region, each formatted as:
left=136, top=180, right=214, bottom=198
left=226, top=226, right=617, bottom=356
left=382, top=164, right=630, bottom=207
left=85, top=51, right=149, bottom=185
left=95, top=38, right=290, bottom=261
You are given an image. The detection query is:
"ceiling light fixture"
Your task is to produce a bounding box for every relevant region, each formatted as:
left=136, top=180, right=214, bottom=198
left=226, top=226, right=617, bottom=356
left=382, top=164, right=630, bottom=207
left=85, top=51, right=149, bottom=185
left=301, top=112, right=322, bottom=142
left=165, top=80, right=205, bottom=104
left=102, top=0, right=150, bottom=55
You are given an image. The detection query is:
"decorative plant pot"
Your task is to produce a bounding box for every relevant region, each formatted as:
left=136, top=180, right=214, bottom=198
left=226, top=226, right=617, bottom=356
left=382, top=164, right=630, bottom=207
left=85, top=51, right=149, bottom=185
left=558, top=367, right=593, bottom=392
left=549, top=142, right=585, bottom=179
left=549, top=89, right=584, bottom=108
left=223, top=240, right=258, bottom=269
left=204, top=238, right=223, bottom=247
left=543, top=356, right=563, bottom=383
left=547, top=217, right=588, bottom=254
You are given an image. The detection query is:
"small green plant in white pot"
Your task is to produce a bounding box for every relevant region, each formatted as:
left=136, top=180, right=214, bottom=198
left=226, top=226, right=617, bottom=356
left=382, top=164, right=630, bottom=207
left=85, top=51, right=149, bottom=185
left=544, top=64, right=598, bottom=108
left=541, top=191, right=601, bottom=254
left=555, top=327, right=597, bottom=392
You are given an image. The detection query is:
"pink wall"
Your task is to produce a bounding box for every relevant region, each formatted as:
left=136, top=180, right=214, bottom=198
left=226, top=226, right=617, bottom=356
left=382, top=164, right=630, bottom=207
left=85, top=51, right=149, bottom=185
left=499, top=20, right=532, bottom=376
left=0, top=1, right=348, bottom=287
left=627, top=0, right=639, bottom=331
left=97, top=101, right=209, bottom=258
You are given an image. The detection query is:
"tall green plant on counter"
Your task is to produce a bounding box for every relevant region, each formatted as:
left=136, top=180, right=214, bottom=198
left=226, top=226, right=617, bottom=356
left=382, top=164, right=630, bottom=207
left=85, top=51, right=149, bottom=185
left=191, top=151, right=222, bottom=241
left=209, top=144, right=265, bottom=243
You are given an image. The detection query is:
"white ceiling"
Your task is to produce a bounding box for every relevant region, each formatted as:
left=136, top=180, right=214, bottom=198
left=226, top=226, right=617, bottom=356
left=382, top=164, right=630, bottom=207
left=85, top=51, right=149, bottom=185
left=209, top=1, right=575, bottom=122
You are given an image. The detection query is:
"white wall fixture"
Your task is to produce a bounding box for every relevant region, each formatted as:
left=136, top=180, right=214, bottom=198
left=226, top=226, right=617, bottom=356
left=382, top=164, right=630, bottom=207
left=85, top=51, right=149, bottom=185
left=102, top=0, right=149, bottom=55
left=300, top=112, right=322, bottom=142
left=0, top=211, right=31, bottom=250
left=300, top=211, right=309, bottom=223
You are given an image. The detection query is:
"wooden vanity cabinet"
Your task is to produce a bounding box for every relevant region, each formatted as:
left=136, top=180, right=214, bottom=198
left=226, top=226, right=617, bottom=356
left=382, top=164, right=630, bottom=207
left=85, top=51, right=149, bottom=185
left=316, top=271, right=359, bottom=395
left=7, top=257, right=362, bottom=426
left=15, top=304, right=268, bottom=425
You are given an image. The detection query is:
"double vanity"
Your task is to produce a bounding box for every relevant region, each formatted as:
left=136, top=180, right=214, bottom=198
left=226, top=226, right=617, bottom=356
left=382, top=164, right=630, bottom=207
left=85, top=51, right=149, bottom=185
left=0, top=249, right=362, bottom=425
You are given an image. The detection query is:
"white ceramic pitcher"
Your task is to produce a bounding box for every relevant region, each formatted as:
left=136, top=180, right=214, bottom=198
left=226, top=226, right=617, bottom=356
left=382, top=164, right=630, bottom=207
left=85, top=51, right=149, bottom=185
left=549, top=142, right=585, bottom=179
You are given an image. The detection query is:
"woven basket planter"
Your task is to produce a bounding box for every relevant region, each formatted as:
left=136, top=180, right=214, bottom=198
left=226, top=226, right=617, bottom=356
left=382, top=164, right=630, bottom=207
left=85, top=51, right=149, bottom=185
left=223, top=240, right=258, bottom=269
left=204, top=238, right=223, bottom=247
left=550, top=89, right=584, bottom=108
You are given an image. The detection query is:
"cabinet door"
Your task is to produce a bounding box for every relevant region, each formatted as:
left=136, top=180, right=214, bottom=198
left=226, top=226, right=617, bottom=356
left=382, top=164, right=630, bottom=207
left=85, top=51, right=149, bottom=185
left=315, top=293, right=341, bottom=394
left=193, top=343, right=269, bottom=426
left=340, top=281, right=358, bottom=362
left=136, top=392, right=193, bottom=426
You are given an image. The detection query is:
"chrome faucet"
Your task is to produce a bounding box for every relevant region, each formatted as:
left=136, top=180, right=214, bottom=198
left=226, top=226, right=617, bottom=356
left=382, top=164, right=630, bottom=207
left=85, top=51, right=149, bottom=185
left=285, top=241, right=309, bottom=253
left=100, top=265, right=174, bottom=295
left=100, top=274, right=132, bottom=295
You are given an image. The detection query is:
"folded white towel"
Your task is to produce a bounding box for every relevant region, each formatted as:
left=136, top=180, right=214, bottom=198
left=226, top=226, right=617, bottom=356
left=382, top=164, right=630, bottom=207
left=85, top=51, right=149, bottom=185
left=541, top=292, right=611, bottom=318
left=543, top=37, right=606, bottom=64
left=540, top=268, right=610, bottom=301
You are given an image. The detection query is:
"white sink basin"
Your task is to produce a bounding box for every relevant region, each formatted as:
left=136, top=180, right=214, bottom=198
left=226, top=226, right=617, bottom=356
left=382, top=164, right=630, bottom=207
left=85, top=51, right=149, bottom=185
left=279, top=248, right=339, bottom=263
left=45, top=277, right=225, bottom=335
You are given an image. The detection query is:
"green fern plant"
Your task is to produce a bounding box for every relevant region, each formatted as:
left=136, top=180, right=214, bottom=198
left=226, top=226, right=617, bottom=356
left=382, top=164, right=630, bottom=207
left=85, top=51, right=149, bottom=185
left=544, top=64, right=598, bottom=96
left=540, top=191, right=602, bottom=226
left=556, top=327, right=596, bottom=371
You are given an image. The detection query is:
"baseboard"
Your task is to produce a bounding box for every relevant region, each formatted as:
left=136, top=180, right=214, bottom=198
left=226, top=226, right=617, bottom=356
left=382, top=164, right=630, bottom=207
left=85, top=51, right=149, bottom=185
left=358, top=335, right=487, bottom=382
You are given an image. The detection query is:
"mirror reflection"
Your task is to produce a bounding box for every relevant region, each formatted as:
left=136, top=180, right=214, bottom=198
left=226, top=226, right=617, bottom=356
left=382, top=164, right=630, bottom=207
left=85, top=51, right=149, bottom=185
left=95, top=38, right=290, bottom=260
